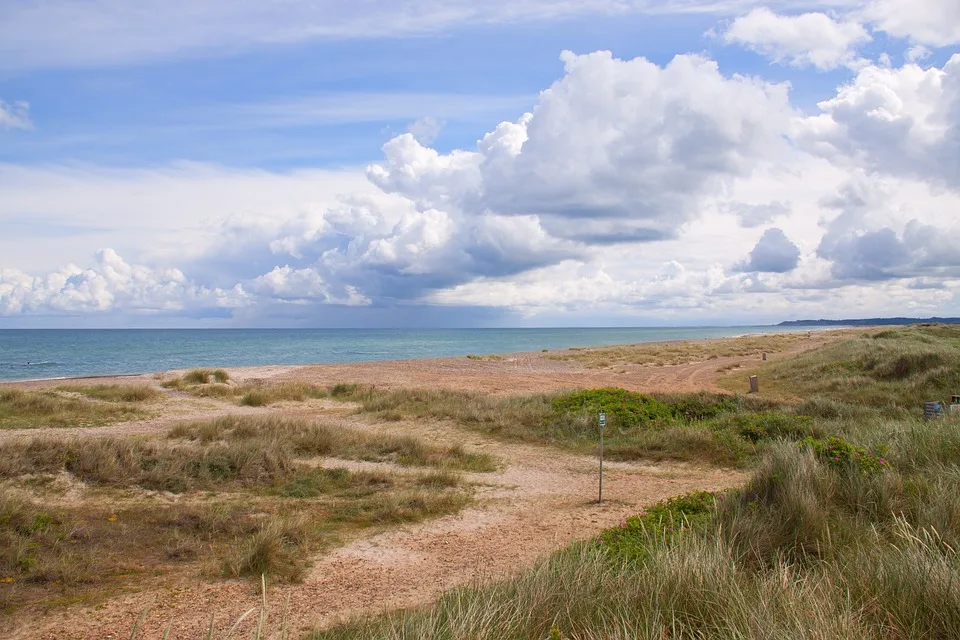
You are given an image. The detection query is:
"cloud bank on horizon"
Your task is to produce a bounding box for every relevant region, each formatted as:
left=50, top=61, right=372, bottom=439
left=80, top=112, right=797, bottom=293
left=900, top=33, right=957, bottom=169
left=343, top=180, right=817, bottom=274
left=1, top=0, right=959, bottom=327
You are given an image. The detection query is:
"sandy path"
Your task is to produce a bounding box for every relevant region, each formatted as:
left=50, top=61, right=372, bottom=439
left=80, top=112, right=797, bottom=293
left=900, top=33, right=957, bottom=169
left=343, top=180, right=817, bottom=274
left=1, top=332, right=846, bottom=638
left=6, top=411, right=743, bottom=640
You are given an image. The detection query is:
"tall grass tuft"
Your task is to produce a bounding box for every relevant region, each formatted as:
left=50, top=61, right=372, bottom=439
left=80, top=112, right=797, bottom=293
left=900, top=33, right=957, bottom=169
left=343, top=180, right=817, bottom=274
left=0, top=387, right=150, bottom=429
left=223, top=516, right=312, bottom=583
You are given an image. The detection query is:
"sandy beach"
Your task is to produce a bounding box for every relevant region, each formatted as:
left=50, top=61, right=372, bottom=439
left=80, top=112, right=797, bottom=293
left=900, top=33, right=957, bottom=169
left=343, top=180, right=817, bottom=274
left=0, top=330, right=851, bottom=639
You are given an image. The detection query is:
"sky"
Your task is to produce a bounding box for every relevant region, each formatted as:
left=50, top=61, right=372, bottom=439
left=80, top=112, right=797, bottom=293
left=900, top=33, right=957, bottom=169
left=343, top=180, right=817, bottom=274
left=1, top=0, right=959, bottom=328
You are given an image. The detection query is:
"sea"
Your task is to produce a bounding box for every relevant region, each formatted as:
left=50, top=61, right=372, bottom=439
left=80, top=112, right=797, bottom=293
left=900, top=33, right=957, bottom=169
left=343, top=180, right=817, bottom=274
left=0, top=326, right=823, bottom=382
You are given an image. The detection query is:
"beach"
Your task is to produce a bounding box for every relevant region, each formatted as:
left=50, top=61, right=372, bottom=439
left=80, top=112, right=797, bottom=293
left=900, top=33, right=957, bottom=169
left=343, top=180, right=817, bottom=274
left=0, top=329, right=852, bottom=638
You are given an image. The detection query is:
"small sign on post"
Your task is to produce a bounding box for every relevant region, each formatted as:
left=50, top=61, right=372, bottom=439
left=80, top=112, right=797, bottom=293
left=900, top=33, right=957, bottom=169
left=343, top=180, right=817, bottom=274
left=925, top=401, right=943, bottom=420
left=598, top=412, right=606, bottom=504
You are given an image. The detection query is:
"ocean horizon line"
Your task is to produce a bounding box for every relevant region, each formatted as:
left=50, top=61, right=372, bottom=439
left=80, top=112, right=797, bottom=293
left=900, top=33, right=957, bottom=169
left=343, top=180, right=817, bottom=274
left=0, top=325, right=838, bottom=383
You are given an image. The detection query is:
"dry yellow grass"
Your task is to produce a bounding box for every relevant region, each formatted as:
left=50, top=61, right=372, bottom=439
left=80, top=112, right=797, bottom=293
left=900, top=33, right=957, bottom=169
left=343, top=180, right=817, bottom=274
left=0, top=386, right=157, bottom=430
left=0, top=415, right=486, bottom=612
left=548, top=332, right=826, bottom=368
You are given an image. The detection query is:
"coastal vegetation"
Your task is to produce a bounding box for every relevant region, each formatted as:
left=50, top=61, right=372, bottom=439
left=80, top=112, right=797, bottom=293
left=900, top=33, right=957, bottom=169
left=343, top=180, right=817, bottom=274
left=314, top=323, right=960, bottom=639
left=465, top=354, right=505, bottom=361
left=350, top=386, right=817, bottom=467
left=161, top=369, right=353, bottom=407
left=0, top=384, right=158, bottom=429
left=547, top=331, right=835, bottom=368
left=5, top=325, right=959, bottom=637
left=0, top=415, right=491, bottom=612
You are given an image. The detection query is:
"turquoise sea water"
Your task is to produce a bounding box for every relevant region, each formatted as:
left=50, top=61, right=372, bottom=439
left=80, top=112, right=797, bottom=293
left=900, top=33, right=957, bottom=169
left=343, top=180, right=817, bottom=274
left=0, top=327, right=822, bottom=382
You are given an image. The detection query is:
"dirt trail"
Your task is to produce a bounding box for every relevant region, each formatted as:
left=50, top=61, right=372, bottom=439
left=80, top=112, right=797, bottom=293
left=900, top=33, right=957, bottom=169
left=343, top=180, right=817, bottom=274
left=1, top=333, right=845, bottom=638
left=8, top=413, right=743, bottom=639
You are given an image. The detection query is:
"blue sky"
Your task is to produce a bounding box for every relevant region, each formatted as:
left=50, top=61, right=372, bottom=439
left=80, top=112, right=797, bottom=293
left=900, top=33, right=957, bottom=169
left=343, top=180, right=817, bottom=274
left=1, top=1, right=959, bottom=327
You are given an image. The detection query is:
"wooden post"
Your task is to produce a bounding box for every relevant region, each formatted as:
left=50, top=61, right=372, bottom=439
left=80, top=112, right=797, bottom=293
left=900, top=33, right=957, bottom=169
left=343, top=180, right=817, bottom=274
left=598, top=411, right=605, bottom=504
left=598, top=429, right=604, bottom=504
left=762, top=352, right=767, bottom=361
left=749, top=375, right=759, bottom=393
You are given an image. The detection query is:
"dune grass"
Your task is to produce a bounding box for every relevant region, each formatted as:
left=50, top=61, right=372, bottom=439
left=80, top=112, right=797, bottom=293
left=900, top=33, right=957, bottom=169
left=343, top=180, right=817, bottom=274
left=352, top=386, right=817, bottom=467
left=0, top=492, right=333, bottom=611
left=0, top=416, right=495, bottom=494
left=167, top=415, right=497, bottom=472
left=56, top=383, right=162, bottom=403
left=718, top=323, right=960, bottom=408
left=237, top=382, right=330, bottom=407
left=183, top=368, right=231, bottom=385
left=313, top=324, right=960, bottom=640
left=465, top=354, right=505, bottom=361
left=160, top=370, right=342, bottom=407
left=0, top=415, right=486, bottom=611
left=0, top=387, right=153, bottom=430
left=546, top=331, right=832, bottom=368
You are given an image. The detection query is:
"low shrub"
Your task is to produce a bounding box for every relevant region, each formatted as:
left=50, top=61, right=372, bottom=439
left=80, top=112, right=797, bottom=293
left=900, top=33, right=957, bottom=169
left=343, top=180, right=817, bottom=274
left=552, top=388, right=675, bottom=429
left=800, top=435, right=889, bottom=475
left=597, top=491, right=716, bottom=562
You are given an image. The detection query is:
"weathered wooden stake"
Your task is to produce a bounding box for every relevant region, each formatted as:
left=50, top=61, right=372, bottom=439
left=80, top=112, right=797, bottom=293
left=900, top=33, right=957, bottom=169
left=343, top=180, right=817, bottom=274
left=749, top=375, right=759, bottom=393
left=598, top=411, right=606, bottom=504
left=598, top=431, right=604, bottom=504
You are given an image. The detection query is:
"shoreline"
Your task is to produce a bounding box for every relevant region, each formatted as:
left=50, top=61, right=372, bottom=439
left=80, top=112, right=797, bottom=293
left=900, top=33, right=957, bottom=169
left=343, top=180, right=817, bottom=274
left=0, top=327, right=857, bottom=390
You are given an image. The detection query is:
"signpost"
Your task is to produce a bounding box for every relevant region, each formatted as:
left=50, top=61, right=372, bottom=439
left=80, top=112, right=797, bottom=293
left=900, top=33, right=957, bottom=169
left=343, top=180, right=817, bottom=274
left=598, top=411, right=606, bottom=504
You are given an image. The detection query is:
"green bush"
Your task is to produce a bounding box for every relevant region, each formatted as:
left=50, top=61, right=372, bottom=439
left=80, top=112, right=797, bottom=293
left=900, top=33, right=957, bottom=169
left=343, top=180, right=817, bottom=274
left=552, top=388, right=675, bottom=429
left=711, top=412, right=818, bottom=443
left=597, top=491, right=717, bottom=562
left=800, top=435, right=889, bottom=475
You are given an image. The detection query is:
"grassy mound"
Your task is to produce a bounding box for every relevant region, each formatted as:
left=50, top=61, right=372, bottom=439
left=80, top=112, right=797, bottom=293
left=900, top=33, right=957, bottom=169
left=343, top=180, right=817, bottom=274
left=551, top=388, right=674, bottom=428
left=0, top=387, right=154, bottom=430
left=354, top=387, right=813, bottom=466
left=721, top=324, right=960, bottom=408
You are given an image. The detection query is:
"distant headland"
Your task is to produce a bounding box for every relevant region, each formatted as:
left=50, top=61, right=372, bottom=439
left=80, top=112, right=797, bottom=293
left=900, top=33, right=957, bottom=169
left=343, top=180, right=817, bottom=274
left=778, top=317, right=960, bottom=327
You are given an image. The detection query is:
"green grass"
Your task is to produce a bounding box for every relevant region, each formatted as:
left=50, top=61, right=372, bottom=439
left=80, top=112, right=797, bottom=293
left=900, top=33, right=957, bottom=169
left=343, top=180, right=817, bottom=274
left=719, top=324, right=960, bottom=409
left=312, top=324, right=960, bottom=640
left=353, top=387, right=811, bottom=466
left=0, top=387, right=152, bottom=430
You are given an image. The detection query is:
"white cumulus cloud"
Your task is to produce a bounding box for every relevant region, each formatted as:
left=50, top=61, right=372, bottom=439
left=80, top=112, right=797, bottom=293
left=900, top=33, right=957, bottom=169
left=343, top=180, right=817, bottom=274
left=861, top=0, right=960, bottom=47
left=794, top=54, right=960, bottom=186
left=0, top=249, right=239, bottom=315
left=723, top=8, right=872, bottom=70
left=7, top=44, right=960, bottom=324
